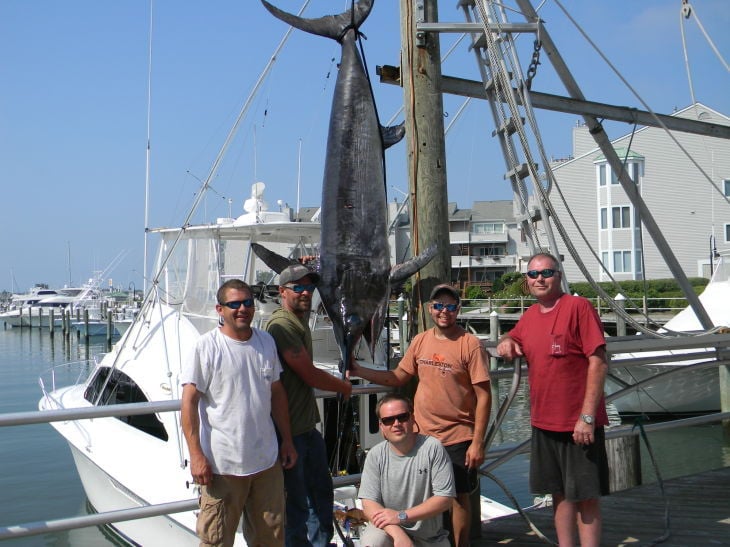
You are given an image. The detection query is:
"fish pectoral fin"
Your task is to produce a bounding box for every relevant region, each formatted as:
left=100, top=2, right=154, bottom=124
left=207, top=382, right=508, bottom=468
left=381, top=122, right=405, bottom=149
left=389, top=244, right=437, bottom=284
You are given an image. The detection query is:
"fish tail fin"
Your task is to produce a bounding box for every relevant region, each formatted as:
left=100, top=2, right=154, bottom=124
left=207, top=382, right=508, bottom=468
left=260, top=0, right=373, bottom=41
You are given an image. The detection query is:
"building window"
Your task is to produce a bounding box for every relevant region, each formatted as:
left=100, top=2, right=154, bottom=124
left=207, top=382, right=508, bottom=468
left=475, top=245, right=506, bottom=256
left=599, top=164, right=606, bottom=186
left=600, top=208, right=608, bottom=229
left=613, top=250, right=632, bottom=273
left=630, top=162, right=641, bottom=183
left=472, top=222, right=505, bottom=234
left=610, top=167, right=619, bottom=185
left=725, top=224, right=730, bottom=243
left=724, top=179, right=730, bottom=197
left=612, top=206, right=630, bottom=228
left=635, top=250, right=643, bottom=273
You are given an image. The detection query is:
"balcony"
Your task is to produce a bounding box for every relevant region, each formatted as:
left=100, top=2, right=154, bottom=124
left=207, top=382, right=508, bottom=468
left=451, top=255, right=517, bottom=268
left=449, top=231, right=509, bottom=244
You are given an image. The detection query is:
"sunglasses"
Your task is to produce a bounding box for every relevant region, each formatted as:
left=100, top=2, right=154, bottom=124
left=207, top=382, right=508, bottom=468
left=284, top=284, right=316, bottom=294
left=432, top=302, right=458, bottom=312
left=526, top=268, right=557, bottom=279
left=379, top=411, right=411, bottom=426
left=222, top=298, right=255, bottom=309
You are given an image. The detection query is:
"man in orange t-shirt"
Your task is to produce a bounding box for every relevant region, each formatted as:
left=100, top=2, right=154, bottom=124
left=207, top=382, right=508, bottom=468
left=351, top=284, right=491, bottom=546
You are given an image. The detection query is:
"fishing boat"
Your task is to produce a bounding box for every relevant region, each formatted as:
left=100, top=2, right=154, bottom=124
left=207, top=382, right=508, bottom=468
left=37, top=185, right=417, bottom=545
left=607, top=253, right=730, bottom=415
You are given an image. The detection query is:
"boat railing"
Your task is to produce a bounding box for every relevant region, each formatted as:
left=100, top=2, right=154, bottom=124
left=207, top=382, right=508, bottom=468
left=459, top=296, right=694, bottom=317
left=38, top=358, right=100, bottom=396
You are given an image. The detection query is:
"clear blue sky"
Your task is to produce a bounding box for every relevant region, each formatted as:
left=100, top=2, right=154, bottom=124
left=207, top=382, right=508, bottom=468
left=1, top=0, right=728, bottom=293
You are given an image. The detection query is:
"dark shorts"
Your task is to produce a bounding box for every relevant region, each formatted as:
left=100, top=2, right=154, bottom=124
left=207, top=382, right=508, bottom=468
left=530, top=426, right=610, bottom=502
left=444, top=441, right=479, bottom=494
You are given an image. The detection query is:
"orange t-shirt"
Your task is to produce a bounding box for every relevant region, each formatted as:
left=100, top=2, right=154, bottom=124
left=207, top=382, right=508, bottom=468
left=399, top=327, right=490, bottom=446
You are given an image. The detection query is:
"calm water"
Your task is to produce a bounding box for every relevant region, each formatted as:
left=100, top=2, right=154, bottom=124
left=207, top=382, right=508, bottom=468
left=0, top=326, right=728, bottom=545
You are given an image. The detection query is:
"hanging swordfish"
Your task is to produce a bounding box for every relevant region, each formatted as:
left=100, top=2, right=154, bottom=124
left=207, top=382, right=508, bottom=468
left=256, top=0, right=435, bottom=370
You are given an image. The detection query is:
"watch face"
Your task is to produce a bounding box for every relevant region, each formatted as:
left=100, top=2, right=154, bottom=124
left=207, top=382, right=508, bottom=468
left=398, top=511, right=407, bottom=521
left=582, top=414, right=594, bottom=424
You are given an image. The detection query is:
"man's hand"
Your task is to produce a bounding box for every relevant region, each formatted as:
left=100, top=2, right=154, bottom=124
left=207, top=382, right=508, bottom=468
left=279, top=439, right=298, bottom=469
left=573, top=420, right=595, bottom=446
left=466, top=439, right=485, bottom=469
left=190, top=452, right=213, bottom=486
left=369, top=507, right=401, bottom=529
left=497, top=335, right=523, bottom=361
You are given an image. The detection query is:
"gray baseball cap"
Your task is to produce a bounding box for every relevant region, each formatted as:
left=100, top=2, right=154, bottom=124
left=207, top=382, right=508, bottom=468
left=279, top=264, right=320, bottom=286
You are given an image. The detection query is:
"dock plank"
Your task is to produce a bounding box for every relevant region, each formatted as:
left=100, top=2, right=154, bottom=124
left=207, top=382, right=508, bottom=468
left=472, top=466, right=730, bottom=546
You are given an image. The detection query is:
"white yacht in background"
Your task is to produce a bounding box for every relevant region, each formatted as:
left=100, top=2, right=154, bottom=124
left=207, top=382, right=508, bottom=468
left=0, top=285, right=59, bottom=327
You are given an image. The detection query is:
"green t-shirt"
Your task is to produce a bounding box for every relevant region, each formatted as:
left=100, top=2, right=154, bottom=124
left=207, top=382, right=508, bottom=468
left=265, top=308, right=319, bottom=436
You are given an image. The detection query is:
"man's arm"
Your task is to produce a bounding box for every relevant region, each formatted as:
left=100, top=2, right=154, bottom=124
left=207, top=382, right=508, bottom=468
left=466, top=381, right=491, bottom=468
left=349, top=360, right=412, bottom=387
left=280, top=345, right=352, bottom=398
left=181, top=383, right=212, bottom=485
left=574, top=346, right=609, bottom=445
left=271, top=379, right=297, bottom=469
left=361, top=499, right=416, bottom=546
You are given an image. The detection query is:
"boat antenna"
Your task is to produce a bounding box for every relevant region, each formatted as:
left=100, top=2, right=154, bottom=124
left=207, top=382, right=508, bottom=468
left=296, top=137, right=302, bottom=218
left=142, top=0, right=154, bottom=295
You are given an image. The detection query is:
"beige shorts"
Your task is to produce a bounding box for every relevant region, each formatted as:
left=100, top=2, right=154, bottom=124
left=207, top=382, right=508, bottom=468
left=359, top=524, right=451, bottom=547
left=197, top=464, right=285, bottom=547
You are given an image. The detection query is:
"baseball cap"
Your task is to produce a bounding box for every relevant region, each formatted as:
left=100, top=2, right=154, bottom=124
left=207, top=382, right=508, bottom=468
left=429, top=283, right=460, bottom=303
left=279, top=264, right=320, bottom=286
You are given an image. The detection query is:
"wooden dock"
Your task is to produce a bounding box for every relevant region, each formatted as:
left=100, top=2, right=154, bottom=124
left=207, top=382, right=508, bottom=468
left=473, top=466, right=730, bottom=546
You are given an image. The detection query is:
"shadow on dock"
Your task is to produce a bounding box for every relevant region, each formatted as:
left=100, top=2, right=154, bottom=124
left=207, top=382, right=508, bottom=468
left=473, top=466, right=730, bottom=546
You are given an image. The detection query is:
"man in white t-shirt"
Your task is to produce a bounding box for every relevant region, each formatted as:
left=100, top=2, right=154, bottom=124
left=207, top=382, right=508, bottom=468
left=181, top=279, right=297, bottom=546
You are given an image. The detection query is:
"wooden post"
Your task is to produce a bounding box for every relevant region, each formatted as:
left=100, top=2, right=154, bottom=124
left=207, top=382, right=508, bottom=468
left=106, top=312, right=113, bottom=347
left=83, top=308, right=90, bottom=341
left=400, top=0, right=450, bottom=331
left=49, top=309, right=55, bottom=336
left=606, top=435, right=641, bottom=492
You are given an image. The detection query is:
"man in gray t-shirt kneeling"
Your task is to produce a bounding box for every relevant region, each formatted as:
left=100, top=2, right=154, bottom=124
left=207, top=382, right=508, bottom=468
left=358, top=394, right=456, bottom=546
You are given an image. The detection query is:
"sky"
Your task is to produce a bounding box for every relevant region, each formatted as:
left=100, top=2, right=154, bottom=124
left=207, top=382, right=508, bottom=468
left=1, top=0, right=728, bottom=293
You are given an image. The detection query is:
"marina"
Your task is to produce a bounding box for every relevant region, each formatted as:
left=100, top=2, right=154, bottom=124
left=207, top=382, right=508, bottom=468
left=1, top=0, right=729, bottom=545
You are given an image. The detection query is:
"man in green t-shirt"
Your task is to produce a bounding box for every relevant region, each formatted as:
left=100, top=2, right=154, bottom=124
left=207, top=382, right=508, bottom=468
left=265, top=263, right=352, bottom=547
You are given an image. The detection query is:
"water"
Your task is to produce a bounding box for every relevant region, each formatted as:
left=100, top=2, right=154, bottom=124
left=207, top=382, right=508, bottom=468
left=1, top=326, right=728, bottom=545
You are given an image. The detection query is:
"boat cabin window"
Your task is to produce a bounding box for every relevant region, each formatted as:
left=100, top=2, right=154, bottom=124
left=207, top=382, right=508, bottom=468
left=84, top=367, right=169, bottom=442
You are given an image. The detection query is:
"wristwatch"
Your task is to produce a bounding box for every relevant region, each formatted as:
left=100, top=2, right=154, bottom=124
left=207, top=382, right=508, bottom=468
left=397, top=511, right=408, bottom=524
left=580, top=414, right=594, bottom=424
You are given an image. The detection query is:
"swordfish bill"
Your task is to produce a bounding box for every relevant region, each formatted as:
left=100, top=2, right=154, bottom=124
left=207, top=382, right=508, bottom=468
left=260, top=0, right=434, bottom=371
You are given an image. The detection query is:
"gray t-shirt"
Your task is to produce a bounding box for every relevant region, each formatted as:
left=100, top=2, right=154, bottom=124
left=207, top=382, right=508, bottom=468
left=358, top=434, right=455, bottom=542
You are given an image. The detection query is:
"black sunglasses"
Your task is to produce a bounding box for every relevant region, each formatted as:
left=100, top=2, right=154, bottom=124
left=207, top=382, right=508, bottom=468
left=284, top=284, right=316, bottom=294
left=526, top=268, right=557, bottom=279
left=379, top=411, right=411, bottom=426
left=222, top=299, right=255, bottom=309
left=432, top=302, right=458, bottom=312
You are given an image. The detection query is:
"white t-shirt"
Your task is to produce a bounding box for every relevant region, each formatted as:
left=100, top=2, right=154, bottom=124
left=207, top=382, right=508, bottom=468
left=181, top=327, right=283, bottom=476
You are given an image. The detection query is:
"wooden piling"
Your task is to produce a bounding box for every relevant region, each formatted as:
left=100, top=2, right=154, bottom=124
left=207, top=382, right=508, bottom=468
left=605, top=434, right=641, bottom=492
